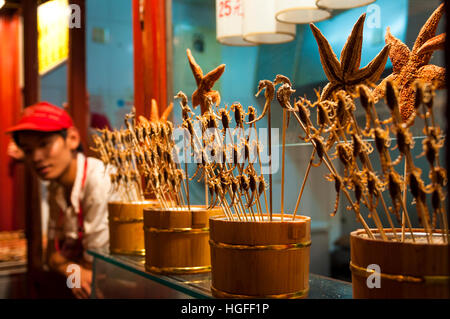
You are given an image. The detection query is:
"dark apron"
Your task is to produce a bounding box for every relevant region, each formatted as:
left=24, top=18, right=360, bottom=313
left=54, top=158, right=88, bottom=262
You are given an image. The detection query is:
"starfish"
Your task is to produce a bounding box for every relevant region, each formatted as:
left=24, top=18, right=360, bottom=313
left=373, top=3, right=446, bottom=122
left=186, top=48, right=225, bottom=115
left=310, top=13, right=390, bottom=101
left=148, top=99, right=173, bottom=122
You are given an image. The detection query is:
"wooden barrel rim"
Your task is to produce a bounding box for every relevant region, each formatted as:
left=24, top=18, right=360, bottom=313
left=350, top=261, right=450, bottom=285
left=351, top=227, right=450, bottom=293
left=144, top=205, right=222, bottom=213
left=209, top=239, right=311, bottom=251
left=210, top=286, right=309, bottom=299
left=351, top=228, right=449, bottom=247
left=143, top=205, right=223, bottom=230
left=110, top=248, right=146, bottom=256
left=210, top=214, right=311, bottom=224
left=209, top=214, right=311, bottom=246
left=109, top=201, right=158, bottom=222
left=108, top=200, right=159, bottom=206
left=111, top=217, right=144, bottom=223
left=144, top=226, right=209, bottom=234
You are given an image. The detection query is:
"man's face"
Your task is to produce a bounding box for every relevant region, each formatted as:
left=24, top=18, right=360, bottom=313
left=17, top=131, right=74, bottom=181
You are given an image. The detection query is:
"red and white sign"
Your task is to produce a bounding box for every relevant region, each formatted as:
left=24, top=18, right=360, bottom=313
left=216, top=0, right=254, bottom=46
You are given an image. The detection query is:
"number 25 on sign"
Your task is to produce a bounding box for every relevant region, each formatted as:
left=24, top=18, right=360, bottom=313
left=218, top=0, right=242, bottom=18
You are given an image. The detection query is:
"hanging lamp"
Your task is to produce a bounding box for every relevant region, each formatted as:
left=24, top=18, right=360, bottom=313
left=243, top=0, right=296, bottom=45
left=216, top=0, right=255, bottom=46
left=276, top=0, right=331, bottom=24
left=316, top=0, right=376, bottom=10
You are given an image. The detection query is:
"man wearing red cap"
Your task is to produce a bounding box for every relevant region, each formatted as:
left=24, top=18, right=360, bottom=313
left=7, top=102, right=116, bottom=299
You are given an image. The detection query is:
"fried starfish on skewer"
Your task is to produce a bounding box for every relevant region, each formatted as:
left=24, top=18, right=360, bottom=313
left=186, top=48, right=225, bottom=115
left=373, top=3, right=446, bottom=122
left=148, top=99, right=173, bottom=122
left=310, top=13, right=390, bottom=101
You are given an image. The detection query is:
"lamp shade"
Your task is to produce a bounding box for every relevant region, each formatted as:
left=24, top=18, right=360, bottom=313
left=216, top=0, right=255, bottom=46
left=243, top=0, right=296, bottom=44
left=276, top=0, right=331, bottom=24
left=0, top=0, right=5, bottom=9
left=316, top=0, right=376, bottom=10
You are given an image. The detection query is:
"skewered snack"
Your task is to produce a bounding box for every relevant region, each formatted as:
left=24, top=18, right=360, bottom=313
left=372, top=3, right=446, bottom=122
left=295, top=78, right=447, bottom=243
left=96, top=4, right=447, bottom=243
left=304, top=5, right=447, bottom=242
left=91, top=105, right=189, bottom=209
left=309, top=13, right=389, bottom=101
left=187, top=48, right=225, bottom=115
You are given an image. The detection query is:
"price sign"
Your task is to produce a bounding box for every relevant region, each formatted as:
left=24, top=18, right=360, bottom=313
left=218, top=0, right=243, bottom=18
left=216, top=0, right=253, bottom=46
left=38, top=0, right=69, bottom=75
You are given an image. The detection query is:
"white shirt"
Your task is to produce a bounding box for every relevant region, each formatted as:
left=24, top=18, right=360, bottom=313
left=47, top=152, right=118, bottom=262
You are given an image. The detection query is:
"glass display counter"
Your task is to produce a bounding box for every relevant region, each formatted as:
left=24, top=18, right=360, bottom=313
left=88, top=249, right=352, bottom=299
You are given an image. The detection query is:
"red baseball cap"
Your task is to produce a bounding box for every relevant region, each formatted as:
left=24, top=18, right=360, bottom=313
left=6, top=102, right=74, bottom=133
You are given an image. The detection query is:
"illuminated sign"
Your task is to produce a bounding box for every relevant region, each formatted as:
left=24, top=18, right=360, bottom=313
left=38, top=0, right=69, bottom=75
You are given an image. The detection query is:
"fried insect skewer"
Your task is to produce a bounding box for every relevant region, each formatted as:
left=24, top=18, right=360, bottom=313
left=414, top=82, right=448, bottom=242
left=288, top=91, right=375, bottom=238
left=358, top=86, right=399, bottom=240
left=248, top=80, right=275, bottom=220
left=274, top=76, right=296, bottom=221
left=245, top=106, right=270, bottom=217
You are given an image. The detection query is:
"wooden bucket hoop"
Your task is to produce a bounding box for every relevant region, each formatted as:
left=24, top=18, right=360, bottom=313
left=111, top=217, right=144, bottom=223
left=144, top=226, right=210, bottom=234
left=210, top=286, right=309, bottom=299
left=350, top=228, right=450, bottom=298
left=145, top=265, right=211, bottom=275
left=109, top=200, right=158, bottom=208
left=108, top=200, right=159, bottom=256
left=110, top=248, right=146, bottom=256
left=143, top=205, right=223, bottom=275
left=209, top=239, right=311, bottom=251
left=209, top=214, right=311, bottom=298
left=349, top=261, right=450, bottom=285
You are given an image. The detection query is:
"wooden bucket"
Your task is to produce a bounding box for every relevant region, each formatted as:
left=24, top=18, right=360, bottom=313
left=108, top=200, right=159, bottom=256
left=350, top=229, right=450, bottom=298
left=209, top=215, right=311, bottom=298
left=143, top=205, right=223, bottom=275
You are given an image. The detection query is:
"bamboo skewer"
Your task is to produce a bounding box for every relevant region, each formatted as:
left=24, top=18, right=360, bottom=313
left=268, top=99, right=273, bottom=221
left=293, top=150, right=315, bottom=221
left=234, top=134, right=258, bottom=222
left=244, top=117, right=269, bottom=220
left=227, top=133, right=253, bottom=221
left=227, top=184, right=243, bottom=221
left=251, top=124, right=270, bottom=218
left=401, top=161, right=407, bottom=242
left=316, top=95, right=387, bottom=240
left=218, top=124, right=257, bottom=221
left=353, top=90, right=410, bottom=240
left=224, top=131, right=249, bottom=221
left=187, top=119, right=232, bottom=218
left=185, top=161, right=191, bottom=210
left=363, top=101, right=399, bottom=240
left=417, top=89, right=447, bottom=242
left=244, top=117, right=268, bottom=220
left=344, top=113, right=388, bottom=241
left=281, top=109, right=287, bottom=222
left=290, top=109, right=375, bottom=239
left=346, top=112, right=388, bottom=227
